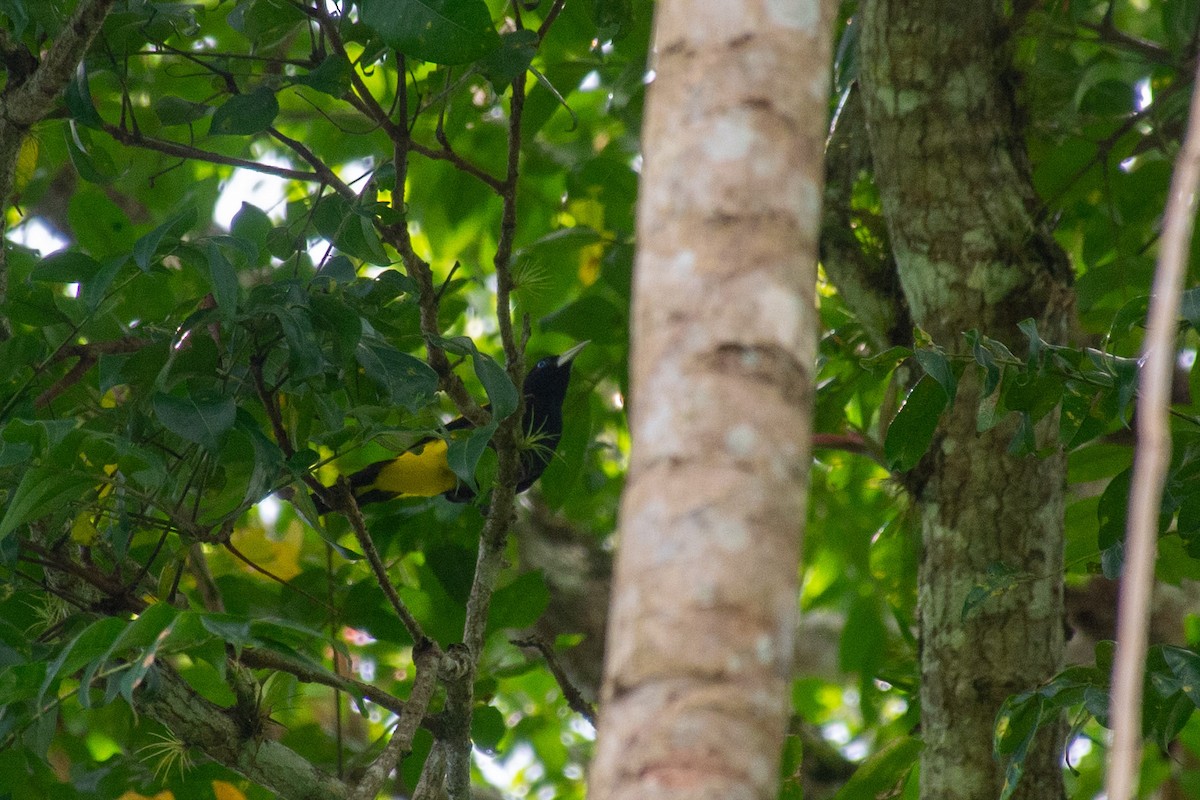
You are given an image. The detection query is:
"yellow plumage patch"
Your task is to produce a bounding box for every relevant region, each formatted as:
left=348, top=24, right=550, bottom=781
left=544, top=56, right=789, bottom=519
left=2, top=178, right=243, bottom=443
left=363, top=439, right=457, bottom=497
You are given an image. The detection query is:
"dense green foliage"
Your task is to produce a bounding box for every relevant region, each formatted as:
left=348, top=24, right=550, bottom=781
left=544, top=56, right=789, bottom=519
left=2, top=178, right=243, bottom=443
left=5, top=0, right=1200, bottom=799
left=0, top=1, right=639, bottom=797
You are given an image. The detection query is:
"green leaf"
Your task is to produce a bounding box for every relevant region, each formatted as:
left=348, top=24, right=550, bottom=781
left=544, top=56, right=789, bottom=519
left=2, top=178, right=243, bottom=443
left=446, top=421, right=497, bottom=491
left=231, top=201, right=272, bottom=266
left=839, top=592, right=887, bottom=674
left=471, top=703, right=507, bottom=752
left=206, top=240, right=239, bottom=317
left=1163, top=646, right=1200, bottom=709
left=1181, top=287, right=1200, bottom=331
left=154, top=95, right=212, bottom=126
left=360, top=0, right=501, bottom=65
left=64, top=70, right=104, bottom=129
left=859, top=345, right=914, bottom=371
left=1003, top=371, right=1064, bottom=425
left=294, top=54, right=353, bottom=96
left=152, top=391, right=237, bottom=451
left=438, top=336, right=519, bottom=419
left=133, top=205, right=197, bottom=272
left=34, top=251, right=102, bottom=283
left=199, top=613, right=254, bottom=651
left=259, top=300, right=324, bottom=380
left=209, top=86, right=280, bottom=136
left=65, top=124, right=117, bottom=184
left=38, top=617, right=127, bottom=708
left=82, top=602, right=178, bottom=706
left=884, top=375, right=948, bottom=472
left=236, top=414, right=285, bottom=507
left=914, top=348, right=956, bottom=401
left=355, top=342, right=440, bottom=413
left=472, top=351, right=518, bottom=420
left=0, top=465, right=93, bottom=541
left=831, top=737, right=922, bottom=800
left=488, top=571, right=550, bottom=632
left=480, top=29, right=537, bottom=92
left=312, top=194, right=391, bottom=266
left=965, top=330, right=1002, bottom=396
left=541, top=292, right=626, bottom=345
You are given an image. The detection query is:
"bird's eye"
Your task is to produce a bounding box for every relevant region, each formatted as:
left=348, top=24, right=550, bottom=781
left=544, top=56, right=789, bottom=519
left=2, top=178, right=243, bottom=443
left=537, top=358, right=551, bottom=369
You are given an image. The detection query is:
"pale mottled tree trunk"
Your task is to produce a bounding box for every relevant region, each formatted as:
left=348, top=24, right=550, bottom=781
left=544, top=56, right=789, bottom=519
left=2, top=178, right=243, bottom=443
left=860, top=3, right=1074, bottom=799
left=590, top=2, right=832, bottom=799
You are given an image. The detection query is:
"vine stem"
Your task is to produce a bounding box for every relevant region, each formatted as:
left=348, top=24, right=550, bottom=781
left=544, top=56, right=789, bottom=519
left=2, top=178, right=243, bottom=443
left=1104, top=53, right=1200, bottom=800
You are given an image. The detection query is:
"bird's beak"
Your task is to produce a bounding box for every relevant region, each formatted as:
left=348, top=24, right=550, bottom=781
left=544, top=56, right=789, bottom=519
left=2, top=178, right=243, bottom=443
left=556, top=340, right=589, bottom=367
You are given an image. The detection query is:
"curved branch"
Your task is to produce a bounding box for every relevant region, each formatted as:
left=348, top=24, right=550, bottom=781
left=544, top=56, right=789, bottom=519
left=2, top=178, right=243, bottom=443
left=1106, top=53, right=1200, bottom=800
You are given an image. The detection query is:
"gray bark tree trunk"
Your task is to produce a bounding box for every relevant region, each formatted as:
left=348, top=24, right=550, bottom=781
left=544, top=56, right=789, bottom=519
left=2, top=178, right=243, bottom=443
left=860, top=3, right=1074, bottom=799
left=590, top=1, right=832, bottom=798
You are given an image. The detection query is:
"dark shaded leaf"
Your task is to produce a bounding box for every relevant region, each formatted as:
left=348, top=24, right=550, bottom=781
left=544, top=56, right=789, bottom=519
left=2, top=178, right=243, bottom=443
left=831, top=737, right=921, bottom=800
left=360, top=0, right=500, bottom=65
left=209, top=86, right=280, bottom=136
left=0, top=466, right=93, bottom=541
left=356, top=342, right=439, bottom=413
left=885, top=375, right=947, bottom=472
left=152, top=391, right=236, bottom=451
left=133, top=205, right=197, bottom=272
left=294, top=54, right=353, bottom=96
left=34, top=251, right=101, bottom=283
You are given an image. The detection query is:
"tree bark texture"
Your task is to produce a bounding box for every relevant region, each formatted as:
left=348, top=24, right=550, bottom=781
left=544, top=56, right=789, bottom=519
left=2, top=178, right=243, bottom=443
left=590, top=2, right=832, bottom=799
left=860, top=4, right=1074, bottom=800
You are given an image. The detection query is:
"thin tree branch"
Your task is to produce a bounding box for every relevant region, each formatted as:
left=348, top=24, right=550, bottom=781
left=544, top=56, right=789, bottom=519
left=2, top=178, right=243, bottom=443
left=102, top=123, right=344, bottom=190
left=445, top=67, right=531, bottom=800
left=1105, top=53, right=1200, bottom=800
left=336, top=477, right=434, bottom=648
left=411, top=741, right=448, bottom=800
left=268, top=125, right=356, bottom=197
left=511, top=635, right=596, bottom=723
left=536, top=0, right=568, bottom=41
left=350, top=640, right=441, bottom=800
left=238, top=646, right=447, bottom=739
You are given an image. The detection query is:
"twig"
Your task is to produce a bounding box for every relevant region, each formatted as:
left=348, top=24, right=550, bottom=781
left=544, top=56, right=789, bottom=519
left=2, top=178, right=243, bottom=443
left=35, top=351, right=96, bottom=409
left=223, top=540, right=333, bottom=611
left=336, top=477, right=433, bottom=648
left=1078, top=19, right=1175, bottom=65
left=444, top=67, right=532, bottom=800
left=1104, top=53, right=1200, bottom=800
left=268, top=126, right=356, bottom=197
left=351, top=640, right=441, bottom=800
left=102, top=123, right=340, bottom=190
left=293, top=0, right=405, bottom=140
left=410, top=139, right=503, bottom=192
left=536, top=0, right=568, bottom=41
left=380, top=55, right=486, bottom=426
left=511, top=635, right=596, bottom=723
left=461, top=68, right=529, bottom=660
left=238, top=646, right=447, bottom=738
left=412, top=741, right=448, bottom=800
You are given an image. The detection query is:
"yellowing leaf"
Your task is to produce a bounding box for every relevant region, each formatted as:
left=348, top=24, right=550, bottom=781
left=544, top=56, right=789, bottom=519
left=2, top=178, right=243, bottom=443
left=211, top=780, right=248, bottom=800
left=577, top=242, right=603, bottom=287
left=70, top=513, right=100, bottom=545
left=15, top=135, right=38, bottom=194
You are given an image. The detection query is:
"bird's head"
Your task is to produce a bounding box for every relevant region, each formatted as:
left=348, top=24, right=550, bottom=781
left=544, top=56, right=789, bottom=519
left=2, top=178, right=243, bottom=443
left=522, top=340, right=588, bottom=415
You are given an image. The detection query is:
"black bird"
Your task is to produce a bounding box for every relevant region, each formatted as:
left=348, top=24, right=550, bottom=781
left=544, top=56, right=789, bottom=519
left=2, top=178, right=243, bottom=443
left=320, top=341, right=587, bottom=510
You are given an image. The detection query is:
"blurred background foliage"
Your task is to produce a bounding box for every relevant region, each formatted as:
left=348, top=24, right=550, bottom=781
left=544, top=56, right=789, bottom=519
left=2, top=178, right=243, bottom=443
left=4, top=0, right=1200, bottom=798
